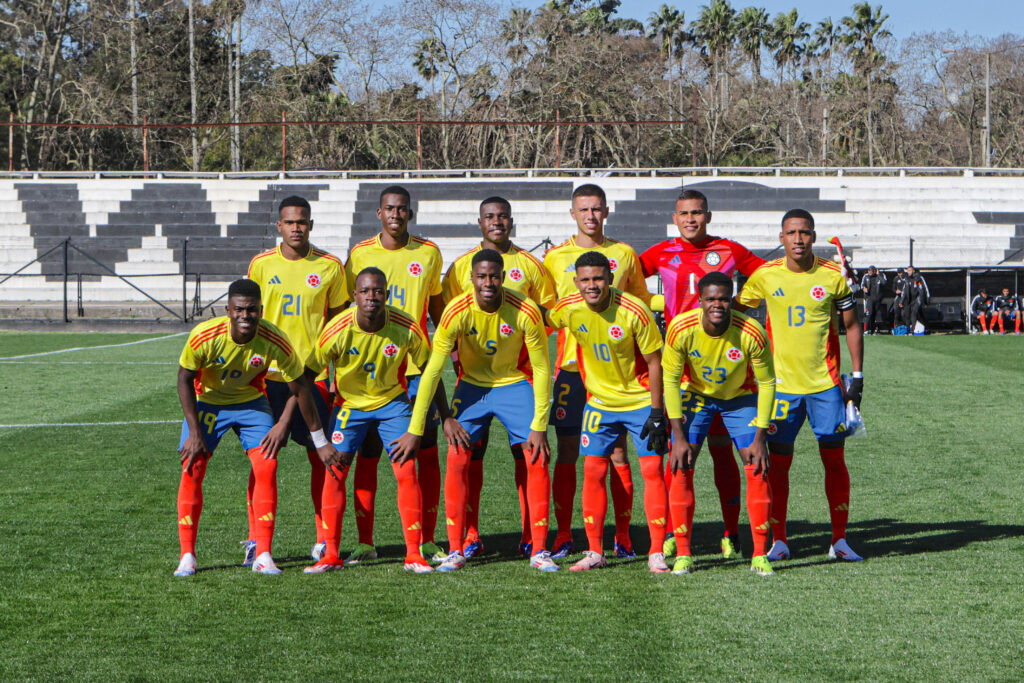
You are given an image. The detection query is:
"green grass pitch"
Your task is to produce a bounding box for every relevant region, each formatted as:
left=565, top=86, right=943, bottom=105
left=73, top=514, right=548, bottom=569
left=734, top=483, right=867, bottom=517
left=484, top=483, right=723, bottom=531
left=0, top=329, right=1022, bottom=680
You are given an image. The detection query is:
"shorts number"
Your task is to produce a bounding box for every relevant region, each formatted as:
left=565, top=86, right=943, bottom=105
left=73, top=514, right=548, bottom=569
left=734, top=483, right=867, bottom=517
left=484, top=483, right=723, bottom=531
left=282, top=294, right=302, bottom=316
left=451, top=398, right=462, bottom=418
left=337, top=408, right=351, bottom=429
left=582, top=409, right=602, bottom=433
left=556, top=383, right=571, bottom=406
left=199, top=411, right=217, bottom=434
left=220, top=369, right=242, bottom=381
left=363, top=361, right=376, bottom=379
left=680, top=391, right=705, bottom=413
left=484, top=340, right=498, bottom=355
left=772, top=399, right=790, bottom=420
left=593, top=343, right=611, bottom=362
left=787, top=306, right=805, bottom=327
left=701, top=366, right=727, bottom=384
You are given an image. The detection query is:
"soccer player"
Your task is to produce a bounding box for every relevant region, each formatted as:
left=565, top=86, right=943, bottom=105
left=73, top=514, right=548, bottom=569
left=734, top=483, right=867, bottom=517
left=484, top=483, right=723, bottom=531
left=971, top=288, right=995, bottom=334
left=246, top=195, right=348, bottom=565
left=174, top=278, right=336, bottom=577
left=441, top=196, right=557, bottom=557
left=393, top=249, right=556, bottom=572
left=543, top=183, right=653, bottom=560
left=639, top=188, right=764, bottom=559
left=345, top=186, right=446, bottom=564
left=662, top=272, right=776, bottom=576
left=993, top=287, right=1020, bottom=335
left=303, top=267, right=448, bottom=574
left=736, top=209, right=865, bottom=562
left=547, top=251, right=670, bottom=572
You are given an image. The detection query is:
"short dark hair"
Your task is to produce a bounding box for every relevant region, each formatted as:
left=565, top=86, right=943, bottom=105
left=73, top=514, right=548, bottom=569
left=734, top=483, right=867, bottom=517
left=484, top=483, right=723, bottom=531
left=678, top=189, right=709, bottom=211
left=479, top=196, right=511, bottom=213
left=355, top=266, right=387, bottom=287
left=572, top=183, right=606, bottom=204
left=472, top=248, right=504, bottom=269
left=781, top=208, right=815, bottom=228
left=278, top=195, right=310, bottom=215
left=698, top=271, right=733, bottom=296
left=574, top=250, right=611, bottom=273
left=228, top=278, right=262, bottom=301
left=379, top=185, right=411, bottom=205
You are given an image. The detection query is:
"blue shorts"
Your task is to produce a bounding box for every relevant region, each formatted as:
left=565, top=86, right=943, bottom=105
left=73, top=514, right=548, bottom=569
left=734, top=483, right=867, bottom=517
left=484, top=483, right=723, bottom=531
left=679, top=391, right=759, bottom=450
left=579, top=403, right=661, bottom=457
left=550, top=370, right=586, bottom=436
left=406, top=374, right=440, bottom=427
left=265, top=379, right=332, bottom=448
left=178, top=397, right=275, bottom=453
left=331, top=396, right=412, bottom=455
left=451, top=380, right=535, bottom=446
left=769, top=386, right=847, bottom=443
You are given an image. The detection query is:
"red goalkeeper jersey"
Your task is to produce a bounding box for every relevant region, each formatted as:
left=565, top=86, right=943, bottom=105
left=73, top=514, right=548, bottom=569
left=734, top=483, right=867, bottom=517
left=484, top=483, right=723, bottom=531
left=640, top=235, right=764, bottom=320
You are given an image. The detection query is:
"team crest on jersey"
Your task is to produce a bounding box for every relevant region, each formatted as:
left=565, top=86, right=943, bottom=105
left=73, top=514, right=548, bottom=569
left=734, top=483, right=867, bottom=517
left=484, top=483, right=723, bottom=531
left=382, top=343, right=399, bottom=358
left=608, top=324, right=625, bottom=340
left=580, top=434, right=591, bottom=447
left=331, top=430, right=344, bottom=445
left=249, top=355, right=265, bottom=368
left=499, top=323, right=514, bottom=337
left=810, top=285, right=827, bottom=301
left=726, top=347, right=744, bottom=362
left=306, top=273, right=321, bottom=288
left=680, top=414, right=687, bottom=424
left=608, top=258, right=619, bottom=272
left=767, top=423, right=778, bottom=435
left=508, top=267, right=525, bottom=282
left=407, top=261, right=424, bottom=277
left=705, top=251, right=722, bottom=266
left=555, top=407, right=567, bottom=420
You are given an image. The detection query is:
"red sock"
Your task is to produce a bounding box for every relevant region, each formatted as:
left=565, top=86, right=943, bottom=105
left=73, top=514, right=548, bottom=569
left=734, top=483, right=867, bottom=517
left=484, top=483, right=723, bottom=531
left=306, top=449, right=326, bottom=543
left=444, top=446, right=472, bottom=552
left=744, top=464, right=772, bottom=557
left=515, top=458, right=530, bottom=544
left=980, top=313, right=989, bottom=331
left=246, top=467, right=256, bottom=540
left=1016, top=316, right=1021, bottom=334
left=768, top=454, right=793, bottom=544
left=709, top=442, right=742, bottom=539
left=669, top=469, right=695, bottom=557
left=663, top=459, right=674, bottom=533
left=353, top=455, right=378, bottom=546
left=610, top=462, right=633, bottom=550
left=417, top=445, right=441, bottom=544
left=177, top=455, right=208, bottom=556
left=320, top=462, right=349, bottom=558
left=466, top=455, right=484, bottom=542
left=246, top=447, right=278, bottom=556
left=640, top=457, right=668, bottom=554
left=998, top=315, right=1005, bottom=333
left=820, top=446, right=850, bottom=544
left=392, top=459, right=423, bottom=560
left=552, top=461, right=576, bottom=546
left=523, top=449, right=551, bottom=553
left=581, top=456, right=609, bottom=553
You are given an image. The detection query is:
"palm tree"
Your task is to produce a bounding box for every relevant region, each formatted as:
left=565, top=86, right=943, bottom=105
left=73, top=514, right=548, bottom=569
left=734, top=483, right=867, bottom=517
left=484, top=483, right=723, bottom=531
left=735, top=7, right=769, bottom=81
left=811, top=17, right=837, bottom=78
left=501, top=8, right=533, bottom=63
left=771, top=9, right=809, bottom=85
left=648, top=4, right=687, bottom=123
left=841, top=2, right=891, bottom=166
left=691, top=0, right=736, bottom=107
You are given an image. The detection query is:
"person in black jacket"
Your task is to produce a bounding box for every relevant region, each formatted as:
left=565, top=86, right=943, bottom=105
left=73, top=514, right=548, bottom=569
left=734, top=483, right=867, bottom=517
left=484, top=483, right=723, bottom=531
left=900, top=267, right=930, bottom=332
left=891, top=268, right=909, bottom=332
left=970, top=289, right=995, bottom=334
left=993, top=287, right=1020, bottom=335
left=860, top=266, right=887, bottom=334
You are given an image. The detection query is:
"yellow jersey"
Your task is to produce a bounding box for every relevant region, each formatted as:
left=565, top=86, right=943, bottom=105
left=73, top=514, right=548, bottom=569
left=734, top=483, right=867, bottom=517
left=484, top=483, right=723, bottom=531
left=736, top=257, right=855, bottom=394
left=409, top=289, right=551, bottom=436
left=442, top=243, right=557, bottom=309
left=547, top=288, right=662, bottom=412
left=179, top=317, right=303, bottom=406
left=247, top=244, right=347, bottom=382
left=307, top=305, right=430, bottom=412
left=543, top=236, right=652, bottom=372
left=662, top=309, right=776, bottom=428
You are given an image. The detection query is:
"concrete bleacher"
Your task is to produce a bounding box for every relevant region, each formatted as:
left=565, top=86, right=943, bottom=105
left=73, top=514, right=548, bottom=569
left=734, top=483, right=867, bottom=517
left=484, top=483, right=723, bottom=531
left=2, top=173, right=1024, bottom=309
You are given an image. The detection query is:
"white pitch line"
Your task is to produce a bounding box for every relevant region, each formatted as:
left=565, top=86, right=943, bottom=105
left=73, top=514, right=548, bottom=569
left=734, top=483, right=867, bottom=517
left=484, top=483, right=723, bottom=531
left=0, top=419, right=179, bottom=429
left=0, top=332, right=186, bottom=360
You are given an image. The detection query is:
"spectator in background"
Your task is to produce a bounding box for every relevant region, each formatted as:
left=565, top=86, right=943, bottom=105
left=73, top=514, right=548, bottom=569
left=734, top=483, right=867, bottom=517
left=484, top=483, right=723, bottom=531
left=891, top=268, right=910, bottom=334
left=860, top=266, right=887, bottom=335
left=900, top=266, right=930, bottom=334
left=970, top=288, right=995, bottom=334
left=993, top=287, right=1020, bottom=335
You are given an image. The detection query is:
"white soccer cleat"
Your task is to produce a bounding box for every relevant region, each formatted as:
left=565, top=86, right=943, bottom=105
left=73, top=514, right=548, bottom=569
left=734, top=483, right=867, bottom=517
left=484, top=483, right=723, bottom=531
left=766, top=540, right=791, bottom=561
left=569, top=550, right=608, bottom=571
left=436, top=550, right=466, bottom=573
left=648, top=552, right=670, bottom=573
left=530, top=550, right=561, bottom=572
left=174, top=552, right=197, bottom=577
left=828, top=538, right=864, bottom=562
left=311, top=541, right=327, bottom=562
left=252, top=551, right=283, bottom=575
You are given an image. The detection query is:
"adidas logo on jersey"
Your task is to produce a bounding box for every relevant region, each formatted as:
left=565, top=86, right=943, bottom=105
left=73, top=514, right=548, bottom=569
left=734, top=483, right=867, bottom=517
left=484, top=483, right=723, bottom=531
left=564, top=264, right=576, bottom=272
left=215, top=355, right=226, bottom=365
left=577, top=323, right=589, bottom=333
left=467, top=326, right=478, bottom=336
left=347, top=347, right=360, bottom=355
left=669, top=255, right=681, bottom=265
left=268, top=275, right=282, bottom=285
left=772, top=287, right=785, bottom=296
left=689, top=350, right=702, bottom=358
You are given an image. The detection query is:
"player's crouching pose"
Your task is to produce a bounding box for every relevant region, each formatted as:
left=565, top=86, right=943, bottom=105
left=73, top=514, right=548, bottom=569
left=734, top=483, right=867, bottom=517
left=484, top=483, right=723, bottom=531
left=174, top=278, right=335, bottom=577
left=547, top=251, right=671, bottom=572
left=736, top=209, right=865, bottom=562
left=392, top=249, right=556, bottom=572
left=304, top=267, right=449, bottom=574
left=662, top=272, right=776, bottom=576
